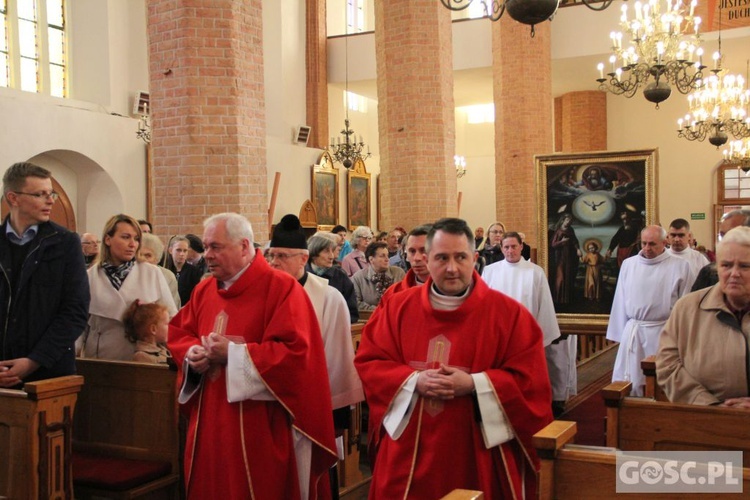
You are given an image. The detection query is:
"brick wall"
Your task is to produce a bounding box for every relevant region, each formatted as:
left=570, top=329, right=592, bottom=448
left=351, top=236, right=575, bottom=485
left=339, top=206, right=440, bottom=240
left=306, top=0, right=328, bottom=150
left=555, top=91, right=607, bottom=153
left=147, top=1, right=269, bottom=240
left=492, top=17, right=553, bottom=248
left=375, top=0, right=457, bottom=231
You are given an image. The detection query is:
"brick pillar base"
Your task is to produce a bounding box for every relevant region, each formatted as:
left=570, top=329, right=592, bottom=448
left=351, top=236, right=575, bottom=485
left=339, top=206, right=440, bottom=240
left=147, top=1, right=268, bottom=239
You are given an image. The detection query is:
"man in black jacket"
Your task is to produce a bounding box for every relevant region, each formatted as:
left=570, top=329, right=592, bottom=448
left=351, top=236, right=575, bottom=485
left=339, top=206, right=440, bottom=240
left=0, top=162, right=90, bottom=387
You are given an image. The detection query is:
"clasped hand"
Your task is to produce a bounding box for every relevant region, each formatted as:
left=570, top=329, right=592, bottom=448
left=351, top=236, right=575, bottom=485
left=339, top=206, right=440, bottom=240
left=416, top=364, right=474, bottom=400
left=0, top=357, right=40, bottom=387
left=186, top=332, right=229, bottom=374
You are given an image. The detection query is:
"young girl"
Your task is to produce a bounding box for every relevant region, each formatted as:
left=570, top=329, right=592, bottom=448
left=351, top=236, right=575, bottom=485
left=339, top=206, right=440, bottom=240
left=122, top=300, right=171, bottom=364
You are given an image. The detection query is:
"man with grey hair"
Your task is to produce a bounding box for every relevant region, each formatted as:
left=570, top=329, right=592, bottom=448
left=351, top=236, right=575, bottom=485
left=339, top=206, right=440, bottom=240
left=268, top=214, right=363, bottom=495
left=0, top=162, right=89, bottom=387
left=691, top=209, right=750, bottom=291
left=168, top=212, right=337, bottom=499
left=80, top=232, right=100, bottom=267
left=606, top=225, right=693, bottom=396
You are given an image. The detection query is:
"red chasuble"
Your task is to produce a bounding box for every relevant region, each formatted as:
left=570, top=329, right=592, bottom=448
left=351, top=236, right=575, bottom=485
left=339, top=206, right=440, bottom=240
left=355, top=272, right=552, bottom=499
left=169, top=250, right=337, bottom=499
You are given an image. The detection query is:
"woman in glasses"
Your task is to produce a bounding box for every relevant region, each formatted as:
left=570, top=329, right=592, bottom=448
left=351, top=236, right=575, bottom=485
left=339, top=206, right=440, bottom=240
left=341, top=226, right=374, bottom=277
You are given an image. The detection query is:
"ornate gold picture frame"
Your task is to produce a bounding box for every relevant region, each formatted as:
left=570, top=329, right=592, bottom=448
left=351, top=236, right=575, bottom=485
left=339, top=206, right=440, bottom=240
left=535, top=149, right=658, bottom=332
left=347, top=158, right=371, bottom=230
left=311, top=151, right=339, bottom=231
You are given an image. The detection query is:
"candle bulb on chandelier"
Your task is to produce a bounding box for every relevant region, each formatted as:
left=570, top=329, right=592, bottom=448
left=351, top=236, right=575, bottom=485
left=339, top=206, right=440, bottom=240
left=712, top=51, right=720, bottom=70
left=598, top=63, right=604, bottom=79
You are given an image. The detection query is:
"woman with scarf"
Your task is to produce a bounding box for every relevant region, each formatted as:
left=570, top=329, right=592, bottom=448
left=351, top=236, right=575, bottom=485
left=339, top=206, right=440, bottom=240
left=77, top=214, right=177, bottom=360
left=306, top=232, right=359, bottom=323
left=352, top=241, right=405, bottom=311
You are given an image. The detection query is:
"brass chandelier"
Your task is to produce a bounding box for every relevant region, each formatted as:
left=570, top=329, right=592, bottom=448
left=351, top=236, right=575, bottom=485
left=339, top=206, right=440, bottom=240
left=596, top=0, right=706, bottom=108
left=677, top=69, right=750, bottom=147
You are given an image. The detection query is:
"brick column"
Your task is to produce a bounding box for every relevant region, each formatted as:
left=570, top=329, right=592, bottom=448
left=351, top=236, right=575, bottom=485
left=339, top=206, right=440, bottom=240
left=147, top=1, right=268, bottom=240
left=306, top=0, right=328, bottom=149
left=555, top=91, right=607, bottom=153
left=492, top=17, right=554, bottom=247
left=375, top=0, right=456, bottom=230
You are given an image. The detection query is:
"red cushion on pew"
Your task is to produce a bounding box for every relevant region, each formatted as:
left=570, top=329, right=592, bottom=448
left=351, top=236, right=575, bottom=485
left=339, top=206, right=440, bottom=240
left=73, top=452, right=172, bottom=491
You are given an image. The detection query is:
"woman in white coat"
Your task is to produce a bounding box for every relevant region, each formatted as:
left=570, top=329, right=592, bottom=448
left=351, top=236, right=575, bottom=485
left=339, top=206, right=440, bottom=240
left=77, top=214, right=177, bottom=360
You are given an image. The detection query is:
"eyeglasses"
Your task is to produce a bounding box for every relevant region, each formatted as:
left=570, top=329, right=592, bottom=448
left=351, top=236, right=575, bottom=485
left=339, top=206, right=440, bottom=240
left=488, top=230, right=504, bottom=235
left=14, top=191, right=59, bottom=201
left=266, top=252, right=304, bottom=261
left=82, top=240, right=100, bottom=246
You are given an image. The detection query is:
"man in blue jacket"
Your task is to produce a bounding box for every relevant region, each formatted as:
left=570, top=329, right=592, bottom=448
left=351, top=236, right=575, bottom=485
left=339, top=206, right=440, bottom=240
left=0, top=162, right=90, bottom=387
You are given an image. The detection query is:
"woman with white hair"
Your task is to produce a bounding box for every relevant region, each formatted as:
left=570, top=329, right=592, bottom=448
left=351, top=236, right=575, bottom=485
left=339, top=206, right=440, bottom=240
left=657, top=226, right=750, bottom=408
left=139, top=232, right=181, bottom=309
left=307, top=232, right=358, bottom=323
left=341, top=226, right=374, bottom=277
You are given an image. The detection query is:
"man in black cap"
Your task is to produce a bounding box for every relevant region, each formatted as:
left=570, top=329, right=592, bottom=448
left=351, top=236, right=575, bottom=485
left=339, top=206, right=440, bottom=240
left=269, top=214, right=364, bottom=497
left=185, top=233, right=207, bottom=276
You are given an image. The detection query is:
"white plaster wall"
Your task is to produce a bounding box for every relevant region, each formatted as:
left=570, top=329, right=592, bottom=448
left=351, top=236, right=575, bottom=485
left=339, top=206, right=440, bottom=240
left=0, top=0, right=149, bottom=236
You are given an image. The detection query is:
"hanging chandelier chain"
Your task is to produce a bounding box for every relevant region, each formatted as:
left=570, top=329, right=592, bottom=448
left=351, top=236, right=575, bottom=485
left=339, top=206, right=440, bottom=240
left=329, top=7, right=371, bottom=169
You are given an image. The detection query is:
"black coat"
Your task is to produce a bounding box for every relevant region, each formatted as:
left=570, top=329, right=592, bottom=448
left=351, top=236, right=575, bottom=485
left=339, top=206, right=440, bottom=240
left=0, top=218, right=90, bottom=382
left=305, top=263, right=359, bottom=323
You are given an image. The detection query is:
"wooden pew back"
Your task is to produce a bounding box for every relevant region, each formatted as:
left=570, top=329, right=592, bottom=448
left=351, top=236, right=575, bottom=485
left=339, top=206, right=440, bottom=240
left=73, top=358, right=180, bottom=498
left=534, top=420, right=750, bottom=499
left=0, top=375, right=83, bottom=500
left=641, top=355, right=667, bottom=401
left=603, top=381, right=750, bottom=465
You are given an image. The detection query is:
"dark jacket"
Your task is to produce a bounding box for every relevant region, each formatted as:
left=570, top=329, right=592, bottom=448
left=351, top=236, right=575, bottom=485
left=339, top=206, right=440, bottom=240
left=173, top=262, right=203, bottom=305
left=306, top=263, right=359, bottom=323
left=0, top=218, right=90, bottom=382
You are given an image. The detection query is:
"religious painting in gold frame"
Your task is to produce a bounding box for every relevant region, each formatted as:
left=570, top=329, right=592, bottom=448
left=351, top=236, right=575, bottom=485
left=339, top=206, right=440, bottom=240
left=535, top=149, right=658, bottom=332
left=311, top=151, right=339, bottom=231
left=347, top=158, right=371, bottom=230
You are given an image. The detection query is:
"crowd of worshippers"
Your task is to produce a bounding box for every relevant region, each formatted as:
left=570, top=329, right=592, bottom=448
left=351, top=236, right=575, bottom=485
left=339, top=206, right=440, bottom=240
left=2, top=160, right=749, bottom=498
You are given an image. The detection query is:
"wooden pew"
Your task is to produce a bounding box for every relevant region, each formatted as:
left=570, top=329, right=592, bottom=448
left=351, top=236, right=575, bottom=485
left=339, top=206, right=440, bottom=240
left=440, top=489, right=484, bottom=499
left=0, top=375, right=83, bottom=500
left=534, top=420, right=750, bottom=499
left=72, top=359, right=180, bottom=499
left=603, top=381, right=750, bottom=465
left=641, top=355, right=667, bottom=401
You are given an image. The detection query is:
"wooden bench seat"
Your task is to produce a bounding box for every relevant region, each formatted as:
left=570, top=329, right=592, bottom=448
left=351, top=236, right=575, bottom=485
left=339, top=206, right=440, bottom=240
left=72, top=358, right=180, bottom=499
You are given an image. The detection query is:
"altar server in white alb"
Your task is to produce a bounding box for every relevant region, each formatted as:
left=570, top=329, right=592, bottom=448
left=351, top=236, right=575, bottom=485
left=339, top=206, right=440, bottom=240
left=606, top=225, right=693, bottom=396
left=666, top=218, right=708, bottom=289
left=482, top=231, right=576, bottom=416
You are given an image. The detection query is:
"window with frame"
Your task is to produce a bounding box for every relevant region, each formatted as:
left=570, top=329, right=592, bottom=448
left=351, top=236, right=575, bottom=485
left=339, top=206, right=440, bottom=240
left=2, top=0, right=66, bottom=96
left=346, top=0, right=364, bottom=33
left=715, top=163, right=750, bottom=242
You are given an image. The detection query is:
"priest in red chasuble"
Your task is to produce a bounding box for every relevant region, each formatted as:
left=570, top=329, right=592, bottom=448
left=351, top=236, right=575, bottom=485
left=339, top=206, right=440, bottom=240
left=355, top=218, right=553, bottom=499
left=168, top=213, right=337, bottom=499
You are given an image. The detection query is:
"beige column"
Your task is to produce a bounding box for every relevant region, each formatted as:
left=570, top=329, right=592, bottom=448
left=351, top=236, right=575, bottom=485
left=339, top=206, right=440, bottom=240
left=306, top=0, right=328, bottom=150
left=375, top=0, right=457, bottom=231
left=555, top=91, right=607, bottom=153
left=492, top=17, right=554, bottom=247
left=147, top=1, right=269, bottom=239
